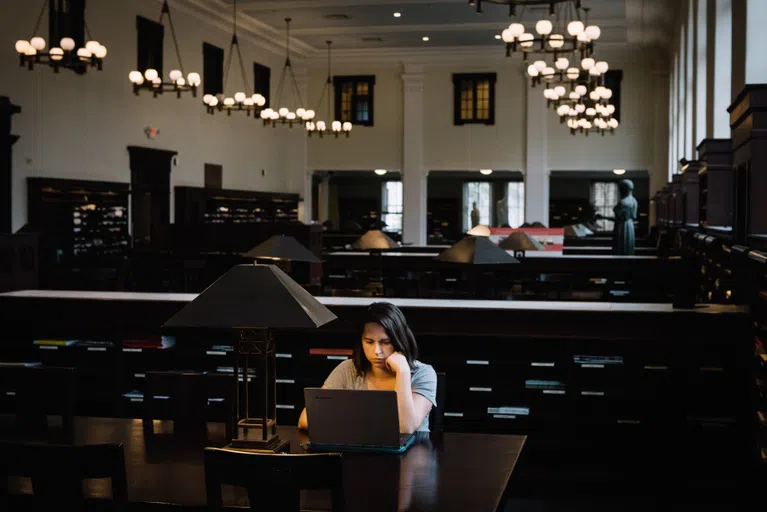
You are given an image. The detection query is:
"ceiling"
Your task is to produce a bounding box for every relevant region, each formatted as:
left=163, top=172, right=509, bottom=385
left=187, top=0, right=677, bottom=60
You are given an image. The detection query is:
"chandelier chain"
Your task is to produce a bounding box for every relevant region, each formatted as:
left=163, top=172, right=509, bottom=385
left=162, top=0, right=186, bottom=76
left=32, top=0, right=48, bottom=36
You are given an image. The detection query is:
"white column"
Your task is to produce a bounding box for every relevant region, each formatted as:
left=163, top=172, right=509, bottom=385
left=525, top=76, right=549, bottom=225
left=686, top=0, right=695, bottom=158
left=401, top=64, right=427, bottom=245
left=713, top=0, right=732, bottom=137
left=746, top=0, right=767, bottom=83
left=294, top=69, right=311, bottom=223
left=654, top=68, right=670, bottom=223
left=670, top=53, right=678, bottom=181
left=677, top=26, right=686, bottom=167
left=695, top=0, right=708, bottom=142
left=318, top=173, right=330, bottom=223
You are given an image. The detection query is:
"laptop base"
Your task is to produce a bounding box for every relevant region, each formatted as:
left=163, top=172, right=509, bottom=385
left=303, top=433, right=415, bottom=454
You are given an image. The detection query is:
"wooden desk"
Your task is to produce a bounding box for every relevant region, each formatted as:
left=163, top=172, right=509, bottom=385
left=2, top=416, right=526, bottom=511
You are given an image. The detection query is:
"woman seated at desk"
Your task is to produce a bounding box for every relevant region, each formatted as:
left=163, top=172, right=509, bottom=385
left=298, top=302, right=437, bottom=433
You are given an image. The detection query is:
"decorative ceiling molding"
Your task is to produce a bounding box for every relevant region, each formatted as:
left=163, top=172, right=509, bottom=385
left=233, top=0, right=465, bottom=11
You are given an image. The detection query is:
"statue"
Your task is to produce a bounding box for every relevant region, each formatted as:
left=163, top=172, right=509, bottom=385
left=470, top=202, right=480, bottom=228
left=597, top=179, right=638, bottom=255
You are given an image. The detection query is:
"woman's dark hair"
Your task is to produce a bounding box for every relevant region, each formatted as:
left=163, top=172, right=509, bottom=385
left=352, top=302, right=418, bottom=375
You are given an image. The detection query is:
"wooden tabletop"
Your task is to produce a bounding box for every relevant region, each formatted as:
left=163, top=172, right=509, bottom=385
left=3, top=417, right=526, bottom=511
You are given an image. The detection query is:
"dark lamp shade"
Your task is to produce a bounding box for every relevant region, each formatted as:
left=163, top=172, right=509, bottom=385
left=436, top=236, right=519, bottom=265
left=163, top=265, right=337, bottom=330
left=242, top=235, right=321, bottom=263
left=499, top=232, right=545, bottom=251
left=352, top=230, right=398, bottom=250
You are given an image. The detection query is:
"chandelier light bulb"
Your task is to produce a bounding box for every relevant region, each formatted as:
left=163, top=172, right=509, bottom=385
left=543, top=89, right=552, bottom=100
left=527, top=65, right=540, bottom=77
left=554, top=86, right=566, bottom=97
left=332, top=121, right=342, bottom=131
left=77, top=48, right=91, bottom=59
left=576, top=104, right=586, bottom=113
left=568, top=119, right=578, bottom=129
left=95, top=45, right=107, bottom=58
left=270, top=111, right=280, bottom=120
left=542, top=67, right=555, bottom=77
left=85, top=41, right=100, bottom=54
left=25, top=47, right=37, bottom=56
left=569, top=91, right=580, bottom=99
left=549, top=34, right=564, bottom=49
left=244, top=98, right=254, bottom=106
left=585, top=25, right=601, bottom=40
left=209, top=97, right=219, bottom=107
left=596, top=61, right=609, bottom=74
left=260, top=110, right=270, bottom=119
left=586, top=107, right=596, bottom=116
left=30, top=37, right=46, bottom=51
left=502, top=29, right=514, bottom=43
left=224, top=97, right=235, bottom=106
left=519, top=33, right=534, bottom=48
left=129, top=71, right=143, bottom=84
left=606, top=104, right=616, bottom=115
left=169, top=70, right=183, bottom=82
left=187, top=73, right=201, bottom=86
left=144, top=68, right=158, bottom=81
left=296, top=108, right=306, bottom=118
left=595, top=86, right=606, bottom=97
left=177, top=77, right=186, bottom=86
left=578, top=118, right=588, bottom=127
left=568, top=20, right=585, bottom=36
left=534, top=60, right=547, bottom=72
left=306, top=110, right=316, bottom=119
left=575, top=85, right=587, bottom=96
left=566, top=67, right=580, bottom=80
left=589, top=67, right=600, bottom=76
left=577, top=32, right=590, bottom=42
left=609, top=119, right=619, bottom=128
left=536, top=20, right=553, bottom=36
left=234, top=92, right=246, bottom=103
left=203, top=94, right=213, bottom=105
left=590, top=91, right=600, bottom=100
left=60, top=37, right=75, bottom=51
left=15, top=40, right=30, bottom=53
left=50, top=47, right=64, bottom=61
left=569, top=108, right=577, bottom=117
left=509, top=23, right=525, bottom=38
left=287, top=112, right=297, bottom=120
left=278, top=107, right=289, bottom=117
left=603, top=88, right=613, bottom=99
left=306, top=122, right=315, bottom=131
left=557, top=105, right=570, bottom=116
left=152, top=77, right=162, bottom=86
left=253, top=94, right=266, bottom=106
left=581, top=58, right=595, bottom=70
left=555, top=57, right=569, bottom=70
left=317, top=121, right=327, bottom=131
left=343, top=122, right=352, bottom=131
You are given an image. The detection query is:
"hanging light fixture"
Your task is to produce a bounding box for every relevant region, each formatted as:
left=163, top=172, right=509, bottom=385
left=202, top=0, right=266, bottom=116
left=15, top=0, right=107, bottom=73
left=260, top=18, right=313, bottom=127
left=128, top=1, right=200, bottom=98
left=306, top=41, right=351, bottom=138
left=469, top=0, right=571, bottom=15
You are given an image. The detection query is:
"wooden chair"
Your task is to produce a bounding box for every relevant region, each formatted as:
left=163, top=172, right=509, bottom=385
left=429, top=372, right=447, bottom=435
left=0, top=366, right=76, bottom=436
left=143, top=371, right=233, bottom=439
left=204, top=447, right=344, bottom=511
left=0, top=441, right=127, bottom=511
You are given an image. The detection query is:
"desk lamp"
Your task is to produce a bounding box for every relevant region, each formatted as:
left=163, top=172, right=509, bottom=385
left=436, top=236, right=519, bottom=265
left=243, top=235, right=321, bottom=265
left=466, top=225, right=491, bottom=237
left=163, top=264, right=336, bottom=451
left=352, top=230, right=398, bottom=250
left=499, top=231, right=544, bottom=259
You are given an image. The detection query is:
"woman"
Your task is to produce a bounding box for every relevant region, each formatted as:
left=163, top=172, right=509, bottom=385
left=597, top=179, right=638, bottom=256
left=298, top=302, right=437, bottom=433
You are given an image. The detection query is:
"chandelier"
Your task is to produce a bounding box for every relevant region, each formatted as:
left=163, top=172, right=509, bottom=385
left=15, top=0, right=107, bottom=73
left=550, top=81, right=619, bottom=135
left=128, top=1, right=200, bottom=98
left=469, top=0, right=571, bottom=15
left=306, top=41, right=352, bottom=138
left=202, top=0, right=266, bottom=116
left=527, top=54, right=608, bottom=88
left=259, top=18, right=314, bottom=127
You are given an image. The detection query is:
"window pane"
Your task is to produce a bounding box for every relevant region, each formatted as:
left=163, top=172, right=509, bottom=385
left=464, top=182, right=492, bottom=231
left=355, top=98, right=369, bottom=122
left=341, top=83, right=354, bottom=122
left=476, top=80, right=490, bottom=120
left=356, top=82, right=369, bottom=96
left=460, top=80, right=474, bottom=121
left=506, top=182, right=525, bottom=228
left=591, top=182, right=619, bottom=231
left=382, top=181, right=403, bottom=234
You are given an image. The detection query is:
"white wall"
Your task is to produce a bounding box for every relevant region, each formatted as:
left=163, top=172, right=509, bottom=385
left=2, top=0, right=305, bottom=231
left=306, top=63, right=402, bottom=171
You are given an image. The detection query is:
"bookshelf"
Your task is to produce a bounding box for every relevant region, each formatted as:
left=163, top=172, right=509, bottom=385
left=174, top=186, right=299, bottom=226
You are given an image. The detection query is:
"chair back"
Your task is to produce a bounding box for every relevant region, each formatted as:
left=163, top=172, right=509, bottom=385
left=429, top=372, right=446, bottom=434
left=204, top=447, right=344, bottom=511
left=144, top=371, right=233, bottom=437
left=0, top=366, right=76, bottom=434
left=0, top=441, right=127, bottom=510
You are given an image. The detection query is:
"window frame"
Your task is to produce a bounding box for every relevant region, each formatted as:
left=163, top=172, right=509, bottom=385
left=253, top=62, right=271, bottom=108
left=381, top=180, right=403, bottom=234
left=202, top=42, right=224, bottom=97
left=591, top=181, right=620, bottom=231
left=463, top=181, right=493, bottom=231
left=136, top=16, right=164, bottom=76
left=333, top=75, right=376, bottom=127
left=452, top=72, right=497, bottom=126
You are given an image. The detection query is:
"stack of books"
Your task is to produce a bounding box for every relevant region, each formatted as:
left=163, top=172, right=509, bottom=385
left=122, top=336, right=176, bottom=350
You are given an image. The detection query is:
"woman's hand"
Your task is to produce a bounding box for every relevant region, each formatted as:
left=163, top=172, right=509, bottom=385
left=385, top=352, right=410, bottom=375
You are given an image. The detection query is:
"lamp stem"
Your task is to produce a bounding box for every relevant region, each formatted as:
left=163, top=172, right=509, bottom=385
left=163, top=0, right=186, bottom=76
left=32, top=0, right=48, bottom=36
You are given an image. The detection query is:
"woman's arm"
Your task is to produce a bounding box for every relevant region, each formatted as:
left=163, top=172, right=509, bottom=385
left=298, top=406, right=309, bottom=430
left=387, top=354, right=433, bottom=433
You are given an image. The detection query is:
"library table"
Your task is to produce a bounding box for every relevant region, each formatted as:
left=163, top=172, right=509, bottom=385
left=1, top=416, right=526, bottom=511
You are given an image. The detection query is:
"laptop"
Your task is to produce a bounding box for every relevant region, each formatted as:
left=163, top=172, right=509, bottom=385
left=303, top=388, right=416, bottom=454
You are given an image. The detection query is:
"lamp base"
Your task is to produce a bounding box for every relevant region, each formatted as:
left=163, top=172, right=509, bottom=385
left=229, top=432, right=289, bottom=453
left=237, top=417, right=277, bottom=429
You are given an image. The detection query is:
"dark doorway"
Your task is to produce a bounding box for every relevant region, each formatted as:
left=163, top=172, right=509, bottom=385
left=0, top=97, right=21, bottom=234
left=127, top=146, right=176, bottom=247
